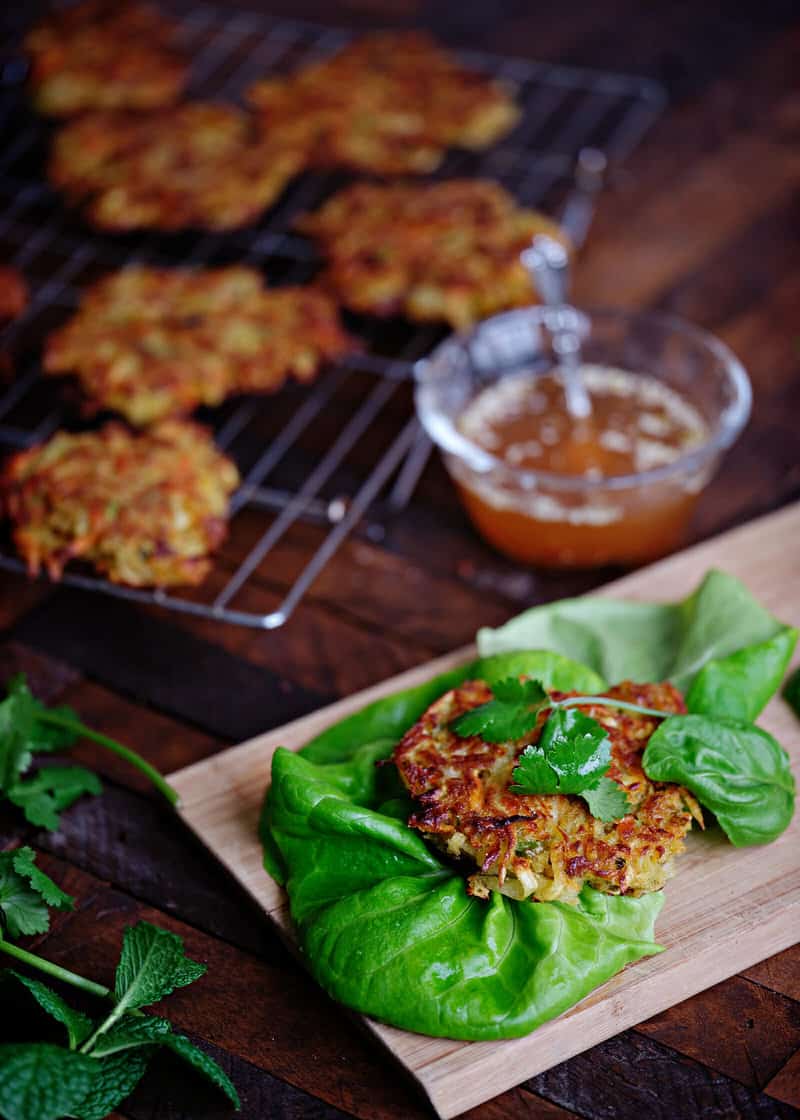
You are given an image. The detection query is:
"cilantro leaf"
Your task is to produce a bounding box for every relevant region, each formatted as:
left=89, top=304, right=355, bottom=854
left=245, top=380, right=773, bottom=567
left=0, top=848, right=73, bottom=939
left=113, top=921, right=206, bottom=1014
left=511, top=708, right=611, bottom=795
left=0, top=1043, right=97, bottom=1120
left=72, top=1050, right=152, bottom=1120
left=7, top=766, right=102, bottom=831
left=453, top=677, right=548, bottom=742
left=582, top=777, right=631, bottom=822
left=0, top=676, right=37, bottom=789
left=3, top=972, right=93, bottom=1049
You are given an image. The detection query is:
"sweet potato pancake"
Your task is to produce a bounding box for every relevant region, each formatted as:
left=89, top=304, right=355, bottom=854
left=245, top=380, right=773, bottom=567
left=296, top=180, right=566, bottom=328
left=44, top=266, right=353, bottom=426
left=49, top=103, right=304, bottom=232
left=0, top=267, right=28, bottom=321
left=1, top=420, right=239, bottom=587
left=393, top=679, right=702, bottom=902
left=247, top=31, right=519, bottom=174
left=25, top=0, right=187, bottom=116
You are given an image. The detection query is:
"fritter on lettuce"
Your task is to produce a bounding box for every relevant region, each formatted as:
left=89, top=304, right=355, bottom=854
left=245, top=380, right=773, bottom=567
left=394, top=679, right=702, bottom=902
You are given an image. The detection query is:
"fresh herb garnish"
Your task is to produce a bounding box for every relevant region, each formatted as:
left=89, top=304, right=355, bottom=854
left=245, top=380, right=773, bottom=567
left=0, top=850, right=239, bottom=1119
left=454, top=678, right=670, bottom=821
left=582, top=777, right=631, bottom=822
left=452, top=677, right=547, bottom=742
left=510, top=708, right=611, bottom=794
left=0, top=674, right=178, bottom=830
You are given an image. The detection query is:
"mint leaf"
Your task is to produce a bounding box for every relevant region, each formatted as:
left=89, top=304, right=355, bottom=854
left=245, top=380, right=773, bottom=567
left=89, top=1015, right=240, bottom=1109
left=90, top=1014, right=171, bottom=1058
left=511, top=709, right=611, bottom=795
left=0, top=1043, right=97, bottom=1120
left=7, top=766, right=102, bottom=831
left=163, top=1031, right=241, bottom=1109
left=72, top=1050, right=152, bottom=1120
left=113, top=921, right=206, bottom=1013
left=0, top=848, right=73, bottom=939
left=453, top=677, right=548, bottom=742
left=582, top=777, right=630, bottom=822
left=3, top=972, right=93, bottom=1049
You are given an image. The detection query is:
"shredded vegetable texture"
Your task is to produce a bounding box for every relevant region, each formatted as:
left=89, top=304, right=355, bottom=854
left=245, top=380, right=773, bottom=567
left=261, top=570, right=796, bottom=1040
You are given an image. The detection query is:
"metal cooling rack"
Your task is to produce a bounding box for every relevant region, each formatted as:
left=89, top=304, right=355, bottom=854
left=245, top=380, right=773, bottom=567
left=0, top=4, right=666, bottom=628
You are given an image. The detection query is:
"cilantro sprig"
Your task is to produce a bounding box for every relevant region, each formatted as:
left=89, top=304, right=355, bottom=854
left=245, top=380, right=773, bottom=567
left=0, top=848, right=239, bottom=1119
left=453, top=677, right=671, bottom=822
left=0, top=674, right=178, bottom=831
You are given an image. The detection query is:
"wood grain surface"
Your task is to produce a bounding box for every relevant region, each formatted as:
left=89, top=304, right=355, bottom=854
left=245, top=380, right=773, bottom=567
left=1, top=2, right=799, bottom=1119
left=170, top=502, right=800, bottom=1118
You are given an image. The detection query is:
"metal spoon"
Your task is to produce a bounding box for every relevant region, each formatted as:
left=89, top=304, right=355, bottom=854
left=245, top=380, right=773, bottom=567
left=520, top=233, right=592, bottom=420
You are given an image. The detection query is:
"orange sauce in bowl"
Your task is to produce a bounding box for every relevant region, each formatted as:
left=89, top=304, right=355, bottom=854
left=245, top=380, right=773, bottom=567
left=452, top=366, right=709, bottom=568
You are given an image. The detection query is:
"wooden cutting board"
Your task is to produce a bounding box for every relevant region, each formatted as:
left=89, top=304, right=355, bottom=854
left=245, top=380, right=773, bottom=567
left=170, top=501, right=800, bottom=1119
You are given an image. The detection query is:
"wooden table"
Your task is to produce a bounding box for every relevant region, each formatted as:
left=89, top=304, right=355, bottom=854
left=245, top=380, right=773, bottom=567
left=2, top=2, right=799, bottom=1118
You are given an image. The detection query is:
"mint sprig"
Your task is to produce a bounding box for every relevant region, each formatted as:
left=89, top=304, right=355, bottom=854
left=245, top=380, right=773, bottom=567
left=0, top=851, right=239, bottom=1117
left=0, top=674, right=178, bottom=831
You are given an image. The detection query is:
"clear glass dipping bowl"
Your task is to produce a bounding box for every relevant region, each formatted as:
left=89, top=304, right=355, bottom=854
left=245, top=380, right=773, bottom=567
left=414, top=306, right=751, bottom=568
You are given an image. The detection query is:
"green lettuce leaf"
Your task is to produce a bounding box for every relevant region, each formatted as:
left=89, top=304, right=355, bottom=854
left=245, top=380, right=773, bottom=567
left=300, top=651, right=605, bottom=765
left=261, top=651, right=605, bottom=885
left=477, top=570, right=796, bottom=706
left=266, top=740, right=663, bottom=1041
left=642, top=715, right=795, bottom=846
left=686, top=629, right=798, bottom=722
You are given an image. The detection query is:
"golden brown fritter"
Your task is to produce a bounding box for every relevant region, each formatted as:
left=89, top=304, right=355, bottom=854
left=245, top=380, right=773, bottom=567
left=393, top=679, right=702, bottom=903
left=25, top=0, right=187, bottom=116
left=0, top=267, right=28, bottom=321
left=296, top=180, right=567, bottom=328
left=49, top=103, right=305, bottom=232
left=1, top=420, right=239, bottom=587
left=247, top=31, right=519, bottom=174
left=44, top=266, right=353, bottom=426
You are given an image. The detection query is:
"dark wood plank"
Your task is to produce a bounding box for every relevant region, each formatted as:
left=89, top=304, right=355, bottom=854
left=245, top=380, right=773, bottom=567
left=743, top=945, right=800, bottom=1003
left=527, top=1031, right=800, bottom=1120
left=10, top=592, right=332, bottom=742
left=764, top=1049, right=800, bottom=1111
left=636, top=976, right=800, bottom=1090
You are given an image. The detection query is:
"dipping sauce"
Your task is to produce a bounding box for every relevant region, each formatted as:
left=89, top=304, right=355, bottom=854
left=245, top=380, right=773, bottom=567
left=452, top=364, right=710, bottom=568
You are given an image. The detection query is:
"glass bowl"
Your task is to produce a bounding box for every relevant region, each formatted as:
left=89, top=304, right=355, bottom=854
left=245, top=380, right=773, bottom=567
left=414, top=306, right=751, bottom=568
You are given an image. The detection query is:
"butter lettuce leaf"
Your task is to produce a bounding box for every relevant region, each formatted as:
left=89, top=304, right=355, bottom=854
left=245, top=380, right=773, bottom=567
left=477, top=570, right=796, bottom=708
left=266, top=733, right=663, bottom=1041
left=643, top=715, right=795, bottom=846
